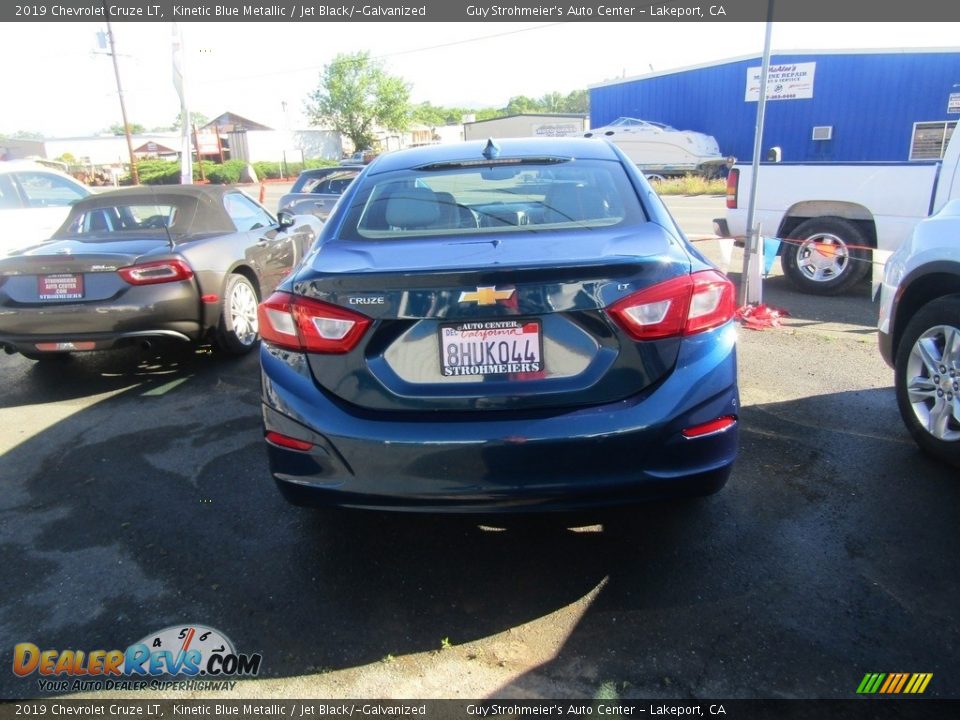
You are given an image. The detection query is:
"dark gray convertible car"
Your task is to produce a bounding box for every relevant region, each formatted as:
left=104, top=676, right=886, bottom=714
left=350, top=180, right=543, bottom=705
left=0, top=185, right=322, bottom=361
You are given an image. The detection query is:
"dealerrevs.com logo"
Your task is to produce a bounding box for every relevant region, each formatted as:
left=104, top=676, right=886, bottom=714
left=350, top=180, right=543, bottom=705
left=13, top=624, right=262, bottom=693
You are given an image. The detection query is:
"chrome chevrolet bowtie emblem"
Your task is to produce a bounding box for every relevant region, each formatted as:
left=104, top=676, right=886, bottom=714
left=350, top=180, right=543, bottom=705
left=458, top=286, right=514, bottom=306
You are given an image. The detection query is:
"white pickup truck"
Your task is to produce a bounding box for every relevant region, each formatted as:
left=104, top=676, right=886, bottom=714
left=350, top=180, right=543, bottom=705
left=714, top=131, right=960, bottom=295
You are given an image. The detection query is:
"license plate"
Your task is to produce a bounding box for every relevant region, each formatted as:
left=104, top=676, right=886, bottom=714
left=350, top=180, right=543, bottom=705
left=38, top=273, right=84, bottom=301
left=439, top=319, right=543, bottom=378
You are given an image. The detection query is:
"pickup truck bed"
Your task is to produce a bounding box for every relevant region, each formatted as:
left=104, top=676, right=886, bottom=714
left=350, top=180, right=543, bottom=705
left=715, top=132, right=959, bottom=295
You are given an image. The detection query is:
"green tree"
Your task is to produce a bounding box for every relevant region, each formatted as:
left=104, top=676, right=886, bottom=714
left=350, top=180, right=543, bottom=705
left=106, top=122, right=146, bottom=135
left=504, top=95, right=539, bottom=116
left=410, top=103, right=503, bottom=127
left=305, top=51, right=410, bottom=151
left=473, top=108, right=503, bottom=122
left=173, top=110, right=210, bottom=130
left=9, top=130, right=44, bottom=140
left=560, top=89, right=589, bottom=114
left=410, top=102, right=452, bottom=127
left=539, top=92, right=565, bottom=113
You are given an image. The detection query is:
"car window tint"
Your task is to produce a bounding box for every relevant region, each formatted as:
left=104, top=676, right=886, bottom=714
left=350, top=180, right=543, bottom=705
left=224, top=192, right=274, bottom=231
left=14, top=172, right=87, bottom=208
left=343, top=160, right=642, bottom=240
left=0, top=175, right=21, bottom=210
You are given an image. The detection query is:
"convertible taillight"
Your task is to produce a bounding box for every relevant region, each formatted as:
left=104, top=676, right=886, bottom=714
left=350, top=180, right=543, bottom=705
left=608, top=270, right=735, bottom=340
left=258, top=291, right=371, bottom=354
left=118, top=260, right=194, bottom=285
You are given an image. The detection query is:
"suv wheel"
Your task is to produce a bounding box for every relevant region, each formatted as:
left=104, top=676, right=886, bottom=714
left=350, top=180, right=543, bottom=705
left=894, top=295, right=960, bottom=468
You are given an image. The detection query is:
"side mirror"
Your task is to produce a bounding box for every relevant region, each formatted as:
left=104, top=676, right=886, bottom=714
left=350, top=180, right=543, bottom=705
left=277, top=210, right=296, bottom=230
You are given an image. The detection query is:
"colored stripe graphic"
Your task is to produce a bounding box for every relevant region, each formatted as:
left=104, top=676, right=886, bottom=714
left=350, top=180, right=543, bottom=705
left=857, top=673, right=932, bottom=694
left=857, top=673, right=885, bottom=694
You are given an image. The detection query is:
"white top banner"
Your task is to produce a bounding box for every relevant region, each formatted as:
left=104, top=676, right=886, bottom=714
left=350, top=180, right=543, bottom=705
left=745, top=62, right=816, bottom=102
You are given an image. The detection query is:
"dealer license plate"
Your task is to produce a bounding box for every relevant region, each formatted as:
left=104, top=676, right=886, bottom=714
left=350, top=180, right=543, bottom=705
left=439, top=319, right=543, bottom=378
left=38, top=273, right=84, bottom=301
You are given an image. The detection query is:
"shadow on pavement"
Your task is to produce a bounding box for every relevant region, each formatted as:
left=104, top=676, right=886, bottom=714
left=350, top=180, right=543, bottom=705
left=2, top=364, right=957, bottom=699
left=0, top=342, right=243, bottom=410
left=498, top=389, right=960, bottom=698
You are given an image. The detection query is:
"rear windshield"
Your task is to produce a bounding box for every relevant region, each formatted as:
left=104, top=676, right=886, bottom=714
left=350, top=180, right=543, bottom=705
left=62, top=204, right=178, bottom=235
left=338, top=159, right=645, bottom=240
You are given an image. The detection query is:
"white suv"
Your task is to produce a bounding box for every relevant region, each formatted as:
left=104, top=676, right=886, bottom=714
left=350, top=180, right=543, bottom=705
left=0, top=161, right=91, bottom=255
left=879, top=198, right=960, bottom=468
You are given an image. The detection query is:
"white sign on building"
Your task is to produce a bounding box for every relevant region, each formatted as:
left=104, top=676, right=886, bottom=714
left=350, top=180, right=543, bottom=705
left=532, top=123, right=582, bottom=137
left=745, top=62, right=816, bottom=102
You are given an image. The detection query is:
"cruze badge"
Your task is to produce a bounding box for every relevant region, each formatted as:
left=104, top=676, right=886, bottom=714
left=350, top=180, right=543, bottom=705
left=459, top=286, right=514, bottom=306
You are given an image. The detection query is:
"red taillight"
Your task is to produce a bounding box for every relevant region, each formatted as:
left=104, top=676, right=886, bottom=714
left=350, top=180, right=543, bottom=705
left=608, top=270, right=735, bottom=340
left=725, top=168, right=739, bottom=209
left=265, top=431, right=313, bottom=451
left=682, top=415, right=737, bottom=438
left=258, top=291, right=371, bottom=354
left=118, top=260, right=194, bottom=285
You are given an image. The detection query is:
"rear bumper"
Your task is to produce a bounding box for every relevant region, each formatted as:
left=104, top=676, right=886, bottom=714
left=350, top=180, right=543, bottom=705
left=260, top=324, right=739, bottom=513
left=0, top=327, right=200, bottom=355
left=0, top=283, right=203, bottom=354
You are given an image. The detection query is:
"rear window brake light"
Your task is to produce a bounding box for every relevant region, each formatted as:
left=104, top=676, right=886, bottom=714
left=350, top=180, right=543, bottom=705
left=416, top=156, right=571, bottom=171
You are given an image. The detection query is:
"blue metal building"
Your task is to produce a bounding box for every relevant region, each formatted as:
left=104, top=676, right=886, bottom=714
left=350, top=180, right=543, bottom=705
left=589, top=49, right=960, bottom=163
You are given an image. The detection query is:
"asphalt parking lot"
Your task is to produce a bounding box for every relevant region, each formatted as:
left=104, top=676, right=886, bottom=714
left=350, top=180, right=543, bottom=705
left=0, top=193, right=957, bottom=700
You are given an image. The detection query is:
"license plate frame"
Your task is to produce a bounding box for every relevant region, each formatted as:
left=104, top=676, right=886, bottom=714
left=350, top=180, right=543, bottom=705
left=439, top=319, right=544, bottom=378
left=38, top=273, right=84, bottom=301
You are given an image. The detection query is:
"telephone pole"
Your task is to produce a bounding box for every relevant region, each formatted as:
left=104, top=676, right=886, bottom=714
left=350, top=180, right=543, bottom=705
left=103, top=4, right=139, bottom=185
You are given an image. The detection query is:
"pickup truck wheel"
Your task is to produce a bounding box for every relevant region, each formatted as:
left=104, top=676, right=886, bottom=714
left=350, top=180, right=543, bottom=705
left=894, top=295, right=960, bottom=469
left=781, top=217, right=871, bottom=295
left=215, top=274, right=260, bottom=355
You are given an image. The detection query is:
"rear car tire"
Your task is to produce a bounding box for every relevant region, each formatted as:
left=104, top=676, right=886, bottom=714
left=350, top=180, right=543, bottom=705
left=894, top=295, right=960, bottom=469
left=781, top=216, right=871, bottom=295
left=216, top=274, right=260, bottom=355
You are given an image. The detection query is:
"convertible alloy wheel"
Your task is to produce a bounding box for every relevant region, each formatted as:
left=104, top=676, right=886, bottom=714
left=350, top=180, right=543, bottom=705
left=217, top=274, right=260, bottom=355
left=895, top=295, right=960, bottom=468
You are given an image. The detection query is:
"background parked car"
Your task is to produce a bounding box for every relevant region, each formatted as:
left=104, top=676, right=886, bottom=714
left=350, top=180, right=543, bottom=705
left=277, top=166, right=363, bottom=221
left=879, top=198, right=960, bottom=468
left=0, top=185, right=322, bottom=362
left=0, top=161, right=91, bottom=256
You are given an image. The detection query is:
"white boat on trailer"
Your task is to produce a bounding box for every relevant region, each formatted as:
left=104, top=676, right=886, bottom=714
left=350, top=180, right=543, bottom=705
left=584, top=117, right=728, bottom=179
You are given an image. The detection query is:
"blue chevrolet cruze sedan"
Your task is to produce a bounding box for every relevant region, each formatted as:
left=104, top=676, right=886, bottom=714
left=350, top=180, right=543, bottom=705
left=258, top=137, right=739, bottom=513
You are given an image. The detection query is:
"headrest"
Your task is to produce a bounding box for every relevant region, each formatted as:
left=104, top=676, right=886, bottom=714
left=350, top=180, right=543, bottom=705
left=384, top=187, right=440, bottom=229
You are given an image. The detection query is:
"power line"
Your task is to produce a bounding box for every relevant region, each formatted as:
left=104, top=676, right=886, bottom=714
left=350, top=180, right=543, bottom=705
left=189, top=23, right=566, bottom=87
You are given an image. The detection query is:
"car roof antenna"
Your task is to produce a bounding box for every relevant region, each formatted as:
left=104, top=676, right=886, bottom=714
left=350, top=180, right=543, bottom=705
left=152, top=188, right=176, bottom=251
left=482, top=138, right=500, bottom=160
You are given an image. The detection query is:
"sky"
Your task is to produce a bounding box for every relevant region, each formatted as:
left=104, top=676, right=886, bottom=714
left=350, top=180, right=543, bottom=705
left=3, top=21, right=958, bottom=138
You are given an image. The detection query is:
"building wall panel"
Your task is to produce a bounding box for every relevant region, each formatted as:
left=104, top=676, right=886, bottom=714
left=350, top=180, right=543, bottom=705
left=590, top=50, right=960, bottom=163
